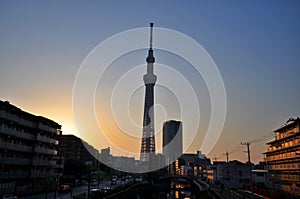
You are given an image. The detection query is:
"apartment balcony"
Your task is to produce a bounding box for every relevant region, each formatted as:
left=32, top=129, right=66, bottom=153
left=37, top=123, right=59, bottom=134
left=275, top=130, right=299, bottom=140
left=0, top=171, right=30, bottom=179
left=269, top=173, right=300, bottom=182
left=0, top=140, right=33, bottom=153
left=0, top=126, right=35, bottom=140
left=34, top=146, right=57, bottom=155
left=265, top=153, right=300, bottom=162
left=53, top=164, right=64, bottom=169
left=36, top=134, right=58, bottom=145
left=0, top=157, right=31, bottom=165
left=31, top=171, right=55, bottom=178
left=18, top=119, right=36, bottom=129
left=267, top=163, right=300, bottom=171
left=0, top=110, right=36, bottom=128
left=32, top=159, right=56, bottom=166
left=281, top=175, right=300, bottom=182
left=267, top=141, right=300, bottom=153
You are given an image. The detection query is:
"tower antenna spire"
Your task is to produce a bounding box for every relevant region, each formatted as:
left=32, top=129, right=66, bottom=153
left=149, top=22, right=153, bottom=49
left=146, top=22, right=155, bottom=64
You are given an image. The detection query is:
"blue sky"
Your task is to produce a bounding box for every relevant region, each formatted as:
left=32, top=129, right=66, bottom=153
left=1, top=1, right=300, bottom=163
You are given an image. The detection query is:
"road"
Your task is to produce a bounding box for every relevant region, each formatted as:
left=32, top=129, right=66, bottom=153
left=20, top=185, right=87, bottom=199
left=19, top=178, right=133, bottom=199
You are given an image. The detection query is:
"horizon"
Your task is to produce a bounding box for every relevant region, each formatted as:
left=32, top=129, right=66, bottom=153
left=0, top=99, right=295, bottom=165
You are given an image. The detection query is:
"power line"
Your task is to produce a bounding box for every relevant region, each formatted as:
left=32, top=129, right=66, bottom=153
left=230, top=146, right=243, bottom=154
left=214, top=144, right=242, bottom=162
left=212, top=132, right=274, bottom=163
left=248, top=132, right=274, bottom=144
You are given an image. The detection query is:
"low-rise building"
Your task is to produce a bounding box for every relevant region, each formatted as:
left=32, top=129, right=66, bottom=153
left=212, top=160, right=251, bottom=189
left=252, top=162, right=267, bottom=187
left=211, top=161, right=226, bottom=183
left=179, top=151, right=212, bottom=178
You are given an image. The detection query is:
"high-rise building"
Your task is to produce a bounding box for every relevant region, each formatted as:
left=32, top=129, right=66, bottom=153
left=163, top=120, right=183, bottom=175
left=0, top=100, right=62, bottom=195
left=264, top=117, right=300, bottom=196
left=140, top=23, right=157, bottom=163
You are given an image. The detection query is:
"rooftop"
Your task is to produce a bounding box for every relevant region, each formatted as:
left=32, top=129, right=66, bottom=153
left=274, top=117, right=299, bottom=133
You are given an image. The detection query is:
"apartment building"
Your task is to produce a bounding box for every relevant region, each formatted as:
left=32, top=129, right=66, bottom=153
left=0, top=100, right=62, bottom=195
left=264, top=117, right=300, bottom=196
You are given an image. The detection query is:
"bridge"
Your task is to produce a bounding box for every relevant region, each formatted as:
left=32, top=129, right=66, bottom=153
left=101, top=176, right=209, bottom=199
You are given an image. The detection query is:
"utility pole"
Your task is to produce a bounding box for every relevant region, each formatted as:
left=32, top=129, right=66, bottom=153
left=213, top=157, right=218, bottom=182
left=241, top=142, right=253, bottom=199
left=241, top=142, right=251, bottom=164
left=223, top=151, right=229, bottom=163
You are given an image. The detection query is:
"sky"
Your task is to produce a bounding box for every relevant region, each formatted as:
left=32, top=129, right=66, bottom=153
left=1, top=1, right=300, bottom=163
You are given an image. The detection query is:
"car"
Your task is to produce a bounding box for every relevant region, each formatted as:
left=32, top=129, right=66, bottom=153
left=90, top=189, right=101, bottom=198
left=91, top=179, right=98, bottom=186
left=111, top=178, right=117, bottom=185
left=57, top=184, right=72, bottom=194
left=102, top=186, right=111, bottom=193
left=2, top=194, right=18, bottom=199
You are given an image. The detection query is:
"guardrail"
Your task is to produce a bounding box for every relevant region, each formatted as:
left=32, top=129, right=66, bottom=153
left=103, top=183, right=141, bottom=199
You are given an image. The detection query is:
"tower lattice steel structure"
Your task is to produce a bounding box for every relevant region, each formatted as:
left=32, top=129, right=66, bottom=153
left=140, top=23, right=156, bottom=162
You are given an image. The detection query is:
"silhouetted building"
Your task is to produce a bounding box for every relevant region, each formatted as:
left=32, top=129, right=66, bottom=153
left=101, top=147, right=110, bottom=155
left=59, top=134, right=99, bottom=167
left=99, top=147, right=140, bottom=172
left=264, top=117, right=300, bottom=196
left=180, top=151, right=211, bottom=178
left=111, top=156, right=136, bottom=171
left=0, top=100, right=62, bottom=195
left=212, top=160, right=251, bottom=189
left=211, top=161, right=227, bottom=182
left=99, top=147, right=112, bottom=166
left=163, top=120, right=183, bottom=175
left=251, top=162, right=267, bottom=187
left=140, top=23, right=157, bottom=164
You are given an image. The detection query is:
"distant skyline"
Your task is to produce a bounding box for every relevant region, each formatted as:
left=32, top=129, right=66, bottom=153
left=1, top=1, right=300, bottom=163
